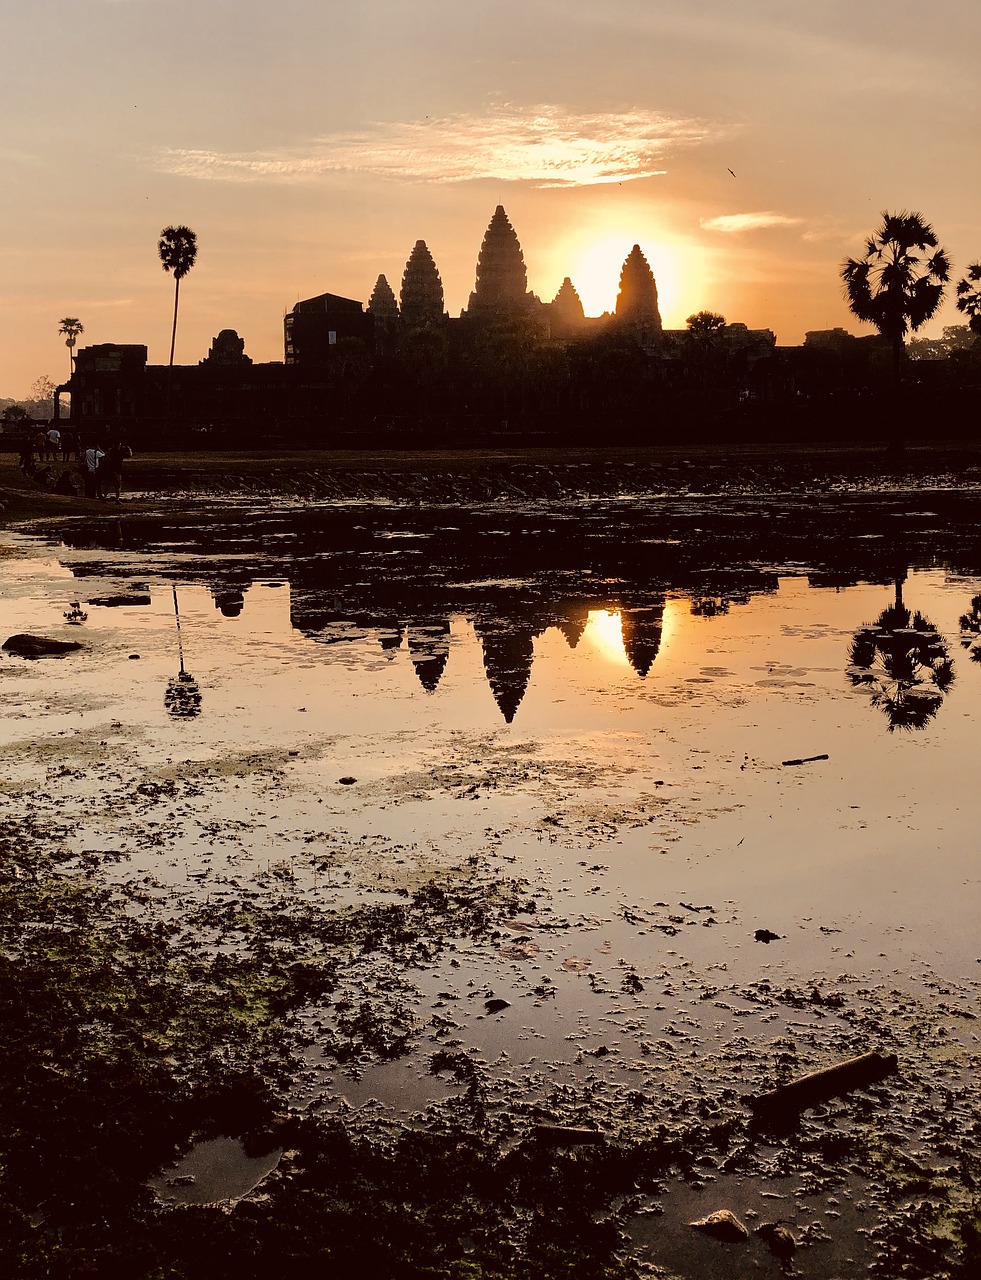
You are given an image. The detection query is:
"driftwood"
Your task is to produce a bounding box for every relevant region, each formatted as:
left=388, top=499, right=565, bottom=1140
left=749, top=1050, right=898, bottom=1116
left=532, top=1125, right=606, bottom=1145
left=781, top=753, right=829, bottom=766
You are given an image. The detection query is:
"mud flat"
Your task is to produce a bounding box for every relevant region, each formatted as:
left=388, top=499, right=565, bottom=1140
left=2, top=456, right=981, bottom=1277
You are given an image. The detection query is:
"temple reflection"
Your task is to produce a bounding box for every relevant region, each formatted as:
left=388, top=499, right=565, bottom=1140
left=47, top=499, right=981, bottom=728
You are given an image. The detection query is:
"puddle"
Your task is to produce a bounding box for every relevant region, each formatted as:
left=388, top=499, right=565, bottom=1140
left=150, top=1137, right=282, bottom=1205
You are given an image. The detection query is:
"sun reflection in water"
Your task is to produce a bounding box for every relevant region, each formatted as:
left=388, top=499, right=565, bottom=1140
left=582, top=609, right=629, bottom=666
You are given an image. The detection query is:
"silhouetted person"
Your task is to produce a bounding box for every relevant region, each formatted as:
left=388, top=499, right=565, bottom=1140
left=102, top=441, right=132, bottom=502
left=82, top=442, right=106, bottom=500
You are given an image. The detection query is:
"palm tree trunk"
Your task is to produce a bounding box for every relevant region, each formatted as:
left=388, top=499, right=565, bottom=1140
left=169, top=276, right=181, bottom=367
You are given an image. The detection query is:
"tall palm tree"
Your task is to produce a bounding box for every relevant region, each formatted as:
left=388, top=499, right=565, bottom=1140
left=158, top=225, right=198, bottom=367
left=955, top=263, right=981, bottom=335
left=840, top=211, right=950, bottom=375
left=58, top=317, right=84, bottom=378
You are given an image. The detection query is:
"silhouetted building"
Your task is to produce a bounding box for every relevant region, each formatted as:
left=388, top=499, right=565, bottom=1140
left=619, top=604, right=664, bottom=678
left=400, top=241, right=445, bottom=329
left=367, top=275, right=399, bottom=320
left=548, top=278, right=587, bottom=336
left=615, top=245, right=663, bottom=333
left=201, top=329, right=252, bottom=367
left=473, top=615, right=538, bottom=723
left=466, top=206, right=536, bottom=320
left=284, top=293, right=374, bottom=367
left=406, top=619, right=451, bottom=692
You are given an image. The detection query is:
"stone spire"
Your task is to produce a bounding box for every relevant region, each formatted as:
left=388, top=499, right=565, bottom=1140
left=400, top=241, right=445, bottom=328
left=367, top=274, right=399, bottom=319
left=549, top=277, right=585, bottom=331
left=467, top=206, right=530, bottom=317
left=615, top=245, right=662, bottom=330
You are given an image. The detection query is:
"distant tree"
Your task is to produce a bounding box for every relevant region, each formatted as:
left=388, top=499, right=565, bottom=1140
left=1, top=404, right=32, bottom=427
left=58, top=317, right=84, bottom=378
left=686, top=311, right=727, bottom=335
left=907, top=325, right=976, bottom=360
left=840, top=210, right=950, bottom=374
left=27, top=375, right=58, bottom=418
left=158, top=225, right=198, bottom=366
left=955, top=263, right=981, bottom=335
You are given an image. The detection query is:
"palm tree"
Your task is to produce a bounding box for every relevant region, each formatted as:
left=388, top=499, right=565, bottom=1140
left=955, top=263, right=981, bottom=335
left=840, top=211, right=950, bottom=375
left=846, top=577, right=954, bottom=730
left=157, top=226, right=198, bottom=367
left=58, top=318, right=84, bottom=378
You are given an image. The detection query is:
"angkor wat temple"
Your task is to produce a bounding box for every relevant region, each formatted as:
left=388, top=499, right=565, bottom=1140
left=59, top=205, right=925, bottom=447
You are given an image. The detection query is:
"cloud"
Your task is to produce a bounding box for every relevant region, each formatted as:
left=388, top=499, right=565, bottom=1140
left=153, top=104, right=718, bottom=188
left=700, top=212, right=803, bottom=233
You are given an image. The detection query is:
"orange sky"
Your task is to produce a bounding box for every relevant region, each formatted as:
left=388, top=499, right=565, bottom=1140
left=2, top=1, right=979, bottom=397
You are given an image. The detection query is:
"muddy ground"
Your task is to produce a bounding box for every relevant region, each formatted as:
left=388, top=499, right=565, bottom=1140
left=2, top=443, right=981, bottom=1279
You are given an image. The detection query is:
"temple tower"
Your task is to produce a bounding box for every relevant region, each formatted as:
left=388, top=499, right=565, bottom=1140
left=615, top=245, right=663, bottom=331
left=467, top=206, right=531, bottom=318
left=400, top=241, right=445, bottom=328
left=367, top=274, right=399, bottom=320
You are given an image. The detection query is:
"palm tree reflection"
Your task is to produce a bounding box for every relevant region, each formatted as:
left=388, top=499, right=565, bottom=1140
left=959, top=593, right=981, bottom=662
left=847, top=578, right=953, bottom=730
left=165, top=586, right=202, bottom=718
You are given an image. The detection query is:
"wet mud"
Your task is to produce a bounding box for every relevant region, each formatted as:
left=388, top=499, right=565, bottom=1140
left=2, top=472, right=981, bottom=1278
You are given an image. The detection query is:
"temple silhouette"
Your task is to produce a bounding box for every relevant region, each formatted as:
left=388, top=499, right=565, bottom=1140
left=54, top=203, right=827, bottom=445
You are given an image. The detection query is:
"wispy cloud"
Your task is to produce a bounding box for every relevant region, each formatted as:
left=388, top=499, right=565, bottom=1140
left=153, top=104, right=718, bottom=188
left=700, top=212, right=803, bottom=233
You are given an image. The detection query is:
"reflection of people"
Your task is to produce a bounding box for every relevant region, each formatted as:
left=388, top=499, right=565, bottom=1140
left=83, top=442, right=106, bottom=500
left=102, top=441, right=133, bottom=502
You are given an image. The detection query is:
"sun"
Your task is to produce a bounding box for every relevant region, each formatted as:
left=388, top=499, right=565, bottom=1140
left=540, top=223, right=712, bottom=327
left=582, top=609, right=630, bottom=666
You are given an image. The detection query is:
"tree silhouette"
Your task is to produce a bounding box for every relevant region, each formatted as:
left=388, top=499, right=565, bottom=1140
left=840, top=211, right=950, bottom=374
left=955, top=263, right=981, bottom=336
left=158, top=226, right=198, bottom=367
left=846, top=578, right=954, bottom=730
left=165, top=587, right=202, bottom=718
left=958, top=593, right=981, bottom=662
left=58, top=318, right=84, bottom=379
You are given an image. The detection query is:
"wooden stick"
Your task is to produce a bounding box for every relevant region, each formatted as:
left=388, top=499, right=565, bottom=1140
left=532, top=1125, right=606, bottom=1145
left=781, top=753, right=829, bottom=766
left=749, top=1050, right=898, bottom=1115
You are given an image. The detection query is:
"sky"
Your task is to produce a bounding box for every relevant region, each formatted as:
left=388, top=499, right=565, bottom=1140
left=1, top=0, right=979, bottom=397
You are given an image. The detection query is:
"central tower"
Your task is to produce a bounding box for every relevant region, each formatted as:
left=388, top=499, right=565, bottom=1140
left=466, top=206, right=532, bottom=318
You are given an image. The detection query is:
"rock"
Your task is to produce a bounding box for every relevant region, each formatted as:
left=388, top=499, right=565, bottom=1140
left=484, top=998, right=510, bottom=1014
left=338, top=776, right=357, bottom=785
left=755, top=928, right=781, bottom=943
left=3, top=633, right=83, bottom=659
left=757, top=1222, right=797, bottom=1260
left=689, top=1209, right=750, bottom=1242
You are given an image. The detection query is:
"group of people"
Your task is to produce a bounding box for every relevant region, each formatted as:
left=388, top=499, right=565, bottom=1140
left=80, top=440, right=132, bottom=501
left=18, top=425, right=132, bottom=502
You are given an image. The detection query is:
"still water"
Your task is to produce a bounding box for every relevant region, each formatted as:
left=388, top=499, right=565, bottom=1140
left=5, top=496, right=981, bottom=1274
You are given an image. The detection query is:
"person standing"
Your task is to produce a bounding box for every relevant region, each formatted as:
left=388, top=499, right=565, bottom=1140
left=102, top=441, right=132, bottom=502
left=83, top=442, right=106, bottom=499
left=46, top=425, right=61, bottom=460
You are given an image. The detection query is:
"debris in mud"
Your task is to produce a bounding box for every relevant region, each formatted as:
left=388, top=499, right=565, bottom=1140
left=3, top=633, right=83, bottom=658
left=749, top=1049, right=899, bottom=1118
left=484, top=998, right=510, bottom=1014
left=689, top=1209, right=750, bottom=1242
left=754, top=928, right=781, bottom=943
left=781, top=752, right=829, bottom=765
left=532, top=1125, right=606, bottom=1145
left=338, top=776, right=357, bottom=785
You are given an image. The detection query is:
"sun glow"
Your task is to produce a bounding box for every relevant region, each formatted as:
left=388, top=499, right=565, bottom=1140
left=541, top=229, right=706, bottom=326
left=582, top=609, right=630, bottom=666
